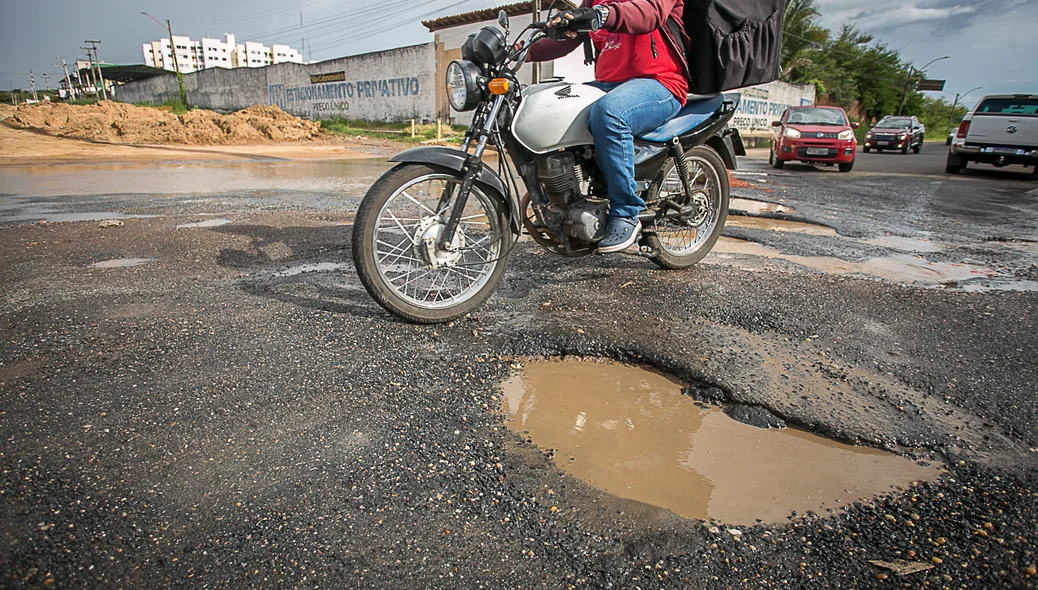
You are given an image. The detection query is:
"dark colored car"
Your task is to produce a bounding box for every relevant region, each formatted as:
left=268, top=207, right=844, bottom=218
left=864, top=116, right=925, bottom=154
left=769, top=106, right=859, bottom=172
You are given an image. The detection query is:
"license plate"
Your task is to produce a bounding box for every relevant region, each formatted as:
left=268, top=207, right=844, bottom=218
left=982, top=147, right=1025, bottom=155
left=877, top=141, right=889, bottom=146
left=806, top=148, right=829, bottom=156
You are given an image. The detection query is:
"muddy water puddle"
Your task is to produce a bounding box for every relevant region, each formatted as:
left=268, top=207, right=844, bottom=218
left=90, top=258, right=155, bottom=268
left=709, top=237, right=1038, bottom=291
left=176, top=218, right=234, bottom=229
left=502, top=359, right=939, bottom=526
left=0, top=159, right=393, bottom=198
left=729, top=197, right=797, bottom=216
left=726, top=215, right=836, bottom=236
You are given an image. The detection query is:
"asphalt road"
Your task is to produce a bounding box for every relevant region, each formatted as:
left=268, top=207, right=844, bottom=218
left=1, top=150, right=1036, bottom=589
left=771, top=141, right=1037, bottom=179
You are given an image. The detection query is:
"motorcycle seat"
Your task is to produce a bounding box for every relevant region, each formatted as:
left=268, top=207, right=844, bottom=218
left=636, top=94, right=724, bottom=143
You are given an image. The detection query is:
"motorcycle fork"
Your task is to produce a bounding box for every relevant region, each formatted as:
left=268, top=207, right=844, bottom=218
left=437, top=95, right=507, bottom=251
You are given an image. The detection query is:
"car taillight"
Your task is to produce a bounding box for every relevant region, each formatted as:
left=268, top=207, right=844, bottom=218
left=956, top=120, right=970, bottom=139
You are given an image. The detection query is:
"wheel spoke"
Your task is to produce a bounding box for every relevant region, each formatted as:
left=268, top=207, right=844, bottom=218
left=369, top=173, right=502, bottom=310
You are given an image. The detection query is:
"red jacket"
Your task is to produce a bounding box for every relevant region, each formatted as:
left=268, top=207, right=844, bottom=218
left=527, top=0, right=691, bottom=90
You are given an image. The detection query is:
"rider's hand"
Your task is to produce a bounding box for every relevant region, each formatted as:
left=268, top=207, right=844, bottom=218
left=547, top=7, right=604, bottom=32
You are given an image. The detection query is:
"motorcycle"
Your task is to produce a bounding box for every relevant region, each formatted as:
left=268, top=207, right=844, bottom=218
left=352, top=10, right=745, bottom=324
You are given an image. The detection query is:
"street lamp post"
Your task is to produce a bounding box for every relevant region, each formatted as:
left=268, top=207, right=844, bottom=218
left=949, top=86, right=982, bottom=126
left=898, top=55, right=950, bottom=116
left=142, top=12, right=187, bottom=106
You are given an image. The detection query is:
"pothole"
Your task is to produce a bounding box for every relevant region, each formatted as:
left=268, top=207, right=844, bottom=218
left=725, top=216, right=836, bottom=236
left=860, top=235, right=943, bottom=253
left=709, top=237, right=1037, bottom=291
left=90, top=258, right=155, bottom=268
left=272, top=262, right=350, bottom=277
left=501, top=358, right=940, bottom=526
left=176, top=218, right=233, bottom=229
left=729, top=198, right=797, bottom=216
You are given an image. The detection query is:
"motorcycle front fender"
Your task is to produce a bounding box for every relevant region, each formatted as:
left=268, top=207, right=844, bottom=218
left=389, top=146, right=521, bottom=234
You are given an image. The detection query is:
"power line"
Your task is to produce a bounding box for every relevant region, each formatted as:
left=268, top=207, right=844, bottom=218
left=175, top=0, right=324, bottom=26
left=306, top=0, right=478, bottom=55
left=232, top=0, right=418, bottom=46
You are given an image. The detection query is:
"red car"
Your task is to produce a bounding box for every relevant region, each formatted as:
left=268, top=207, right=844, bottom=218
left=769, top=106, right=860, bottom=172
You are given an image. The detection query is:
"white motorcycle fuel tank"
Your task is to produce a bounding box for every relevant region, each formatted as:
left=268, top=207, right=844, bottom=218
left=512, top=81, right=605, bottom=154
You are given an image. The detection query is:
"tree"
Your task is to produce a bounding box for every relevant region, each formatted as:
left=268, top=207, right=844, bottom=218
left=781, top=0, right=828, bottom=81
left=780, top=8, right=963, bottom=126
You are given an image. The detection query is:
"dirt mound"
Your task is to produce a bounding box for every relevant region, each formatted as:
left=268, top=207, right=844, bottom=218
left=6, top=101, right=326, bottom=145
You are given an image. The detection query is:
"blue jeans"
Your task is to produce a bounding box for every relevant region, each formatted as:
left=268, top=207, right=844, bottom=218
left=587, top=79, right=681, bottom=219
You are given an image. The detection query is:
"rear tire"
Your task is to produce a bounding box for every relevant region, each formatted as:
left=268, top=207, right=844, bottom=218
left=838, top=160, right=855, bottom=173
left=352, top=163, right=512, bottom=324
left=647, top=145, right=729, bottom=270
left=945, top=153, right=965, bottom=174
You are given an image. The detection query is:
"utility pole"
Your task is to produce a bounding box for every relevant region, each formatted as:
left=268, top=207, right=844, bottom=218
left=9, top=82, right=15, bottom=106
left=897, top=66, right=914, bottom=116
left=81, top=47, right=96, bottom=96
left=41, top=73, right=50, bottom=100
left=55, top=58, right=75, bottom=100
left=299, top=0, right=308, bottom=63
left=29, top=70, right=39, bottom=101
left=532, top=0, right=541, bottom=84
left=84, top=40, right=108, bottom=100
left=142, top=13, right=186, bottom=106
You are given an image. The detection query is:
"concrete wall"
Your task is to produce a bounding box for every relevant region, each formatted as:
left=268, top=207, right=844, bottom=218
left=118, top=43, right=438, bottom=122
left=731, top=80, right=817, bottom=137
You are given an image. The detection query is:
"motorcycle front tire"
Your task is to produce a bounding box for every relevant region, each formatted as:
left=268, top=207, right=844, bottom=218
left=352, top=163, right=512, bottom=324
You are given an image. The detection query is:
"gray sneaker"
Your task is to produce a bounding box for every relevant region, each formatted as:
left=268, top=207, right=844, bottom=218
left=597, top=217, right=641, bottom=253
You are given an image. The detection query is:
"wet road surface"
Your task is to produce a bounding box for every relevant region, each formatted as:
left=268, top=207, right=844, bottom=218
left=1, top=153, right=1036, bottom=588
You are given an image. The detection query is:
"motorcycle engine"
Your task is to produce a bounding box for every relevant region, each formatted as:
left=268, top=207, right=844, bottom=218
left=536, top=153, right=581, bottom=206
left=536, top=153, right=606, bottom=243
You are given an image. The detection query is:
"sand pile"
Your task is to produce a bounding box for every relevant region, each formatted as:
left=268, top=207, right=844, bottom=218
left=6, top=101, right=326, bottom=145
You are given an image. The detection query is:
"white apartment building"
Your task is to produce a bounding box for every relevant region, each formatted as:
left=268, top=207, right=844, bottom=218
left=143, top=33, right=302, bottom=73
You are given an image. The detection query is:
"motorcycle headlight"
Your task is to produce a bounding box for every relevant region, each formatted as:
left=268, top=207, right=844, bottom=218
left=446, top=60, right=482, bottom=112
left=838, top=129, right=855, bottom=140
left=783, top=128, right=801, bottom=138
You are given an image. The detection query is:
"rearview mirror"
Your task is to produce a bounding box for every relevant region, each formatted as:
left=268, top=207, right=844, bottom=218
left=851, top=122, right=861, bottom=129
left=771, top=120, right=782, bottom=127
left=498, top=10, right=510, bottom=31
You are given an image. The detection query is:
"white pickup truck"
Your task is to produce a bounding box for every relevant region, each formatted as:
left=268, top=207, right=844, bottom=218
left=946, top=94, right=1038, bottom=175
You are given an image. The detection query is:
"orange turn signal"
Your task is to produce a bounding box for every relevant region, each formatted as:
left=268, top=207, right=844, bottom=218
left=488, top=78, right=510, bottom=95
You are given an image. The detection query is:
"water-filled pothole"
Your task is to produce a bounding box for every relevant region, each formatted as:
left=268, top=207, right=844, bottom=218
left=501, top=358, right=940, bottom=526
left=90, top=258, right=155, bottom=268
left=729, top=197, right=797, bottom=216
left=176, top=218, right=233, bottom=229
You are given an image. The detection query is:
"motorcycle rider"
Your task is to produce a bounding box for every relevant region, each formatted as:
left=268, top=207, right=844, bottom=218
left=527, top=0, right=690, bottom=252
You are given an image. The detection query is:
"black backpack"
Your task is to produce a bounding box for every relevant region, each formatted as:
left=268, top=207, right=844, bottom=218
left=675, top=0, right=785, bottom=94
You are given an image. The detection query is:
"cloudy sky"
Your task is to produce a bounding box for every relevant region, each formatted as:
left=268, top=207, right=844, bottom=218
left=1, top=0, right=1035, bottom=107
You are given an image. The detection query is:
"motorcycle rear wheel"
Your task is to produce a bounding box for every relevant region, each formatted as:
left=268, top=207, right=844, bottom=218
left=645, top=145, right=730, bottom=270
left=352, top=163, right=512, bottom=324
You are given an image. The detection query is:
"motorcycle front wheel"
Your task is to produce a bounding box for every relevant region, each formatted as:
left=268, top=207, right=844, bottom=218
left=645, top=145, right=730, bottom=270
left=352, top=163, right=512, bottom=324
